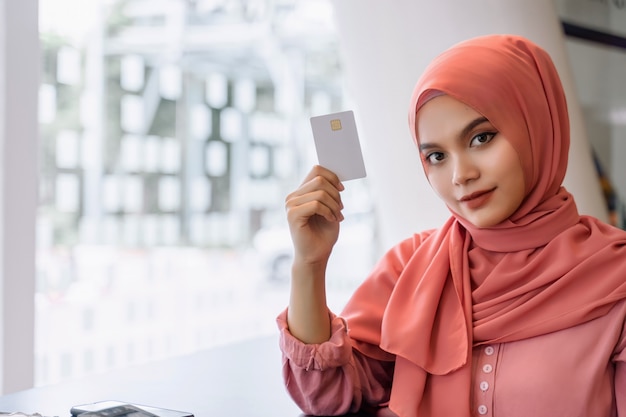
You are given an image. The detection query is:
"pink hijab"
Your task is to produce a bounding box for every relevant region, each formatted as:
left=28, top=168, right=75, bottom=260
left=341, top=35, right=626, bottom=416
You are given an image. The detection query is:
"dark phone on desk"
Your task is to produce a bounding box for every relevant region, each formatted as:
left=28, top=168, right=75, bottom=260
left=70, top=400, right=194, bottom=417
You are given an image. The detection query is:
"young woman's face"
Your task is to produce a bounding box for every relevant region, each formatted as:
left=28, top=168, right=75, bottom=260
left=416, top=95, right=526, bottom=228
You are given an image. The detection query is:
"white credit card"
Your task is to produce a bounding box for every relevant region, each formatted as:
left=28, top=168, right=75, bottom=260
left=310, top=110, right=367, bottom=181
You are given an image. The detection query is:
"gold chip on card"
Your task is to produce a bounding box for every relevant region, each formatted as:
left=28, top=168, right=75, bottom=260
left=330, top=119, right=342, bottom=131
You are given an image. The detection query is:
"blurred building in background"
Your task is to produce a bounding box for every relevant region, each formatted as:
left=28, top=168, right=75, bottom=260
left=37, top=0, right=376, bottom=386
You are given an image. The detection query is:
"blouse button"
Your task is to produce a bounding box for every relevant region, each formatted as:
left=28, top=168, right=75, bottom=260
left=482, top=364, right=493, bottom=373
left=478, top=405, right=488, bottom=415
left=479, top=381, right=489, bottom=391
left=484, top=346, right=495, bottom=356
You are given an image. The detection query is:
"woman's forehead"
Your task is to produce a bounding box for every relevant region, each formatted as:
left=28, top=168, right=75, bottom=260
left=416, top=95, right=488, bottom=142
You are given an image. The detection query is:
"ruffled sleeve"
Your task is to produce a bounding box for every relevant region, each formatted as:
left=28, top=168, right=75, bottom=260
left=278, top=309, right=353, bottom=371
left=277, top=309, right=394, bottom=416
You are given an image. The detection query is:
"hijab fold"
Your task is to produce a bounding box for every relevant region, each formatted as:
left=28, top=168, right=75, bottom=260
left=341, top=34, right=626, bottom=417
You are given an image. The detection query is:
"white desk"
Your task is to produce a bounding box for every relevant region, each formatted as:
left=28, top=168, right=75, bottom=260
left=0, top=335, right=303, bottom=417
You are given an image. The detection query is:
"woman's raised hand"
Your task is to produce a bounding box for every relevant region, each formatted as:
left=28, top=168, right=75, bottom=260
left=285, top=165, right=345, bottom=266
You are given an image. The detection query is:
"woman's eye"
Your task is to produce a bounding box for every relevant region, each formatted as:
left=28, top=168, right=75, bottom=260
left=425, top=152, right=445, bottom=164
left=470, top=132, right=496, bottom=147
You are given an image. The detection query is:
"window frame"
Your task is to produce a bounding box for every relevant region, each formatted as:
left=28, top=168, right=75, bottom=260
left=0, top=0, right=38, bottom=394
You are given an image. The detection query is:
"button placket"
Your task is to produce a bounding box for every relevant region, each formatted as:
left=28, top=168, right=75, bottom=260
left=473, top=344, right=499, bottom=417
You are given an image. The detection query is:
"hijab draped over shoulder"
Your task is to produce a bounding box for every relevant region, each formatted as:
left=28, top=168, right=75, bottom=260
left=340, top=34, right=626, bottom=416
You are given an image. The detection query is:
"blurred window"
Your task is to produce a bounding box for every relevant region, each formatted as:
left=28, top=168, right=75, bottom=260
left=37, top=0, right=376, bottom=386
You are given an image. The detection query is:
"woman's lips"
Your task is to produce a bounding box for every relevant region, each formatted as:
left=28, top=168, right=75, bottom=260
left=459, top=189, right=495, bottom=209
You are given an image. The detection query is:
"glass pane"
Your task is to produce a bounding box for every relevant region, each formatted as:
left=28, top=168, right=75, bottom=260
left=37, top=0, right=376, bottom=386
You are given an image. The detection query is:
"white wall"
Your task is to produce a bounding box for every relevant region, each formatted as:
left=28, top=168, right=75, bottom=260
left=332, top=0, right=608, bottom=251
left=0, top=0, right=38, bottom=394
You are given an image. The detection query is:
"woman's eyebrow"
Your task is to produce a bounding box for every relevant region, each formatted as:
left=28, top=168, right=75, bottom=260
left=460, top=116, right=490, bottom=138
left=418, top=116, right=490, bottom=152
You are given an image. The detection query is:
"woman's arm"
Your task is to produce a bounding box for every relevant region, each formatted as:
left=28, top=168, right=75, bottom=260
left=284, top=165, right=345, bottom=343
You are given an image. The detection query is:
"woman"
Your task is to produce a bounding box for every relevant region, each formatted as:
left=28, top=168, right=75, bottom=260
left=278, top=34, right=626, bottom=417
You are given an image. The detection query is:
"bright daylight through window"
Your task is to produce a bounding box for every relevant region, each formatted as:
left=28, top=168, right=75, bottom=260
left=37, top=0, right=376, bottom=386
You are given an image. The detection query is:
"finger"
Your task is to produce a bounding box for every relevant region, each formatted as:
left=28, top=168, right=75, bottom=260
left=286, top=191, right=344, bottom=223
left=287, top=180, right=343, bottom=216
left=293, top=174, right=344, bottom=210
left=301, top=165, right=345, bottom=192
left=286, top=190, right=343, bottom=222
left=288, top=203, right=338, bottom=226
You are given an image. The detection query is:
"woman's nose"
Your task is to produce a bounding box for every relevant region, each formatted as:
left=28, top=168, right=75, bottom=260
left=452, top=156, right=479, bottom=185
